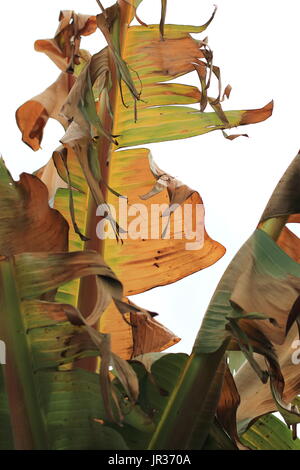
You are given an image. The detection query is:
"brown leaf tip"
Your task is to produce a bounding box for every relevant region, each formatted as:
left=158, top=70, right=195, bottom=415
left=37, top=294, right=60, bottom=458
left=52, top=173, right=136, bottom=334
left=240, top=100, right=274, bottom=125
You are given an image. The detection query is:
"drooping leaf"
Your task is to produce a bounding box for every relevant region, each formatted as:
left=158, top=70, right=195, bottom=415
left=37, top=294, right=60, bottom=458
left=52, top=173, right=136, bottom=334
left=0, top=158, right=68, bottom=255
left=0, top=244, right=147, bottom=448
left=216, top=365, right=247, bottom=450
left=16, top=73, right=74, bottom=151
left=16, top=10, right=98, bottom=150
left=193, top=151, right=300, bottom=430
left=96, top=5, right=141, bottom=112
left=34, top=10, right=97, bottom=72
left=61, top=48, right=116, bottom=144
left=235, top=323, right=300, bottom=426
left=101, top=298, right=180, bottom=359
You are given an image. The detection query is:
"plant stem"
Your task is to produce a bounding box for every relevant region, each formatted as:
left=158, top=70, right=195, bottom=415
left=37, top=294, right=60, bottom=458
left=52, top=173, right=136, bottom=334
left=0, top=258, right=48, bottom=449
left=149, top=216, right=287, bottom=450
left=77, top=0, right=135, bottom=372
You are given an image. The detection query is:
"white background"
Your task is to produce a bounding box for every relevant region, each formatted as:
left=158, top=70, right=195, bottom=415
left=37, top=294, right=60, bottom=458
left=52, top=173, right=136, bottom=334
left=1, top=0, right=300, bottom=352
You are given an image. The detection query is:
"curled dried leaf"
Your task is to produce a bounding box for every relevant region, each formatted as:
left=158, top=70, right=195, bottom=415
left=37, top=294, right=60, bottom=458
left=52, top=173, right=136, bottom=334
left=16, top=73, right=73, bottom=151
left=34, top=10, right=97, bottom=72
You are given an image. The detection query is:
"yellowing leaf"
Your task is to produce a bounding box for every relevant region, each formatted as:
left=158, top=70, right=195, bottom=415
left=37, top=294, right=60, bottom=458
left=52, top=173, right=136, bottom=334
left=101, top=299, right=180, bottom=359
left=103, top=148, right=225, bottom=295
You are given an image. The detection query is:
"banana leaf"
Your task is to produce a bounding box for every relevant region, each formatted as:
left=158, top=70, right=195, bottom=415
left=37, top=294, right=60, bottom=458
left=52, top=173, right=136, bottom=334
left=16, top=2, right=273, bottom=360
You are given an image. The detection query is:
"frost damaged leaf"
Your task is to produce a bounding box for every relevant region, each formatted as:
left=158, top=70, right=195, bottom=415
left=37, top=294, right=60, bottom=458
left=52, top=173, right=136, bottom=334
left=260, top=151, right=300, bottom=222
left=102, top=148, right=225, bottom=295
left=14, top=250, right=122, bottom=301
left=9, top=247, right=130, bottom=422
left=195, top=229, right=300, bottom=426
left=60, top=122, right=106, bottom=206
left=60, top=123, right=121, bottom=239
left=16, top=11, right=98, bottom=151
left=1, top=253, right=138, bottom=428
left=21, top=300, right=100, bottom=369
left=61, top=48, right=116, bottom=144
left=216, top=366, right=248, bottom=450
left=16, top=73, right=73, bottom=151
left=100, top=298, right=180, bottom=359
left=34, top=10, right=97, bottom=72
left=96, top=6, right=141, bottom=112
left=230, top=230, right=300, bottom=346
left=235, top=324, right=300, bottom=426
left=0, top=158, right=68, bottom=256
left=232, top=153, right=300, bottom=427
left=110, top=12, right=273, bottom=148
left=31, top=3, right=273, bottom=377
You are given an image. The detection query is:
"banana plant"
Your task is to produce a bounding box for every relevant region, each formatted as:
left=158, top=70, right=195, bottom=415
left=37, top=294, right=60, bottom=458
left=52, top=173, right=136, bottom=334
left=2, top=0, right=294, bottom=451
left=16, top=0, right=272, bottom=363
